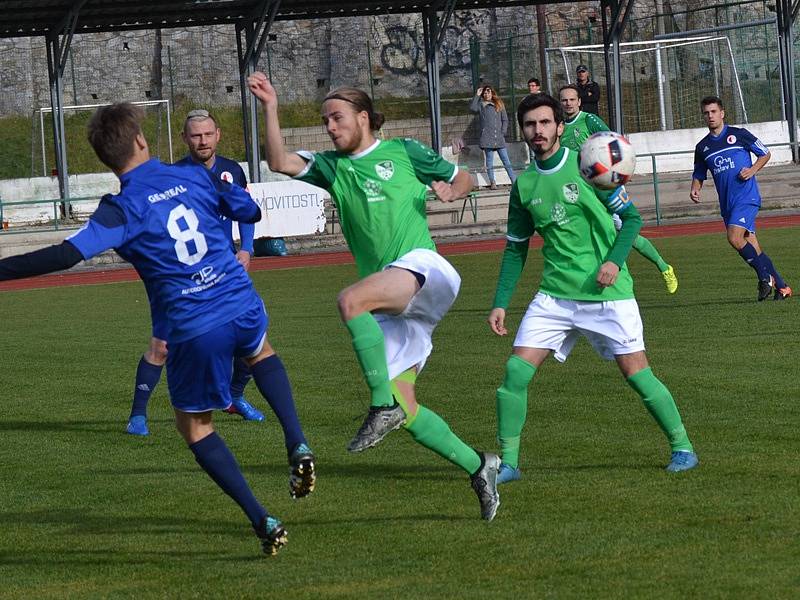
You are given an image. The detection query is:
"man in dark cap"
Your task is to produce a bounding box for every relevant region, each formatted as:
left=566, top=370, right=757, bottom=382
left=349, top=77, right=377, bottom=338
left=575, top=64, right=600, bottom=115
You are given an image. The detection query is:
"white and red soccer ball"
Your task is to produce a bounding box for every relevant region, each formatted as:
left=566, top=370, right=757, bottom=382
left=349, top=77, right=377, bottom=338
left=578, top=131, right=636, bottom=189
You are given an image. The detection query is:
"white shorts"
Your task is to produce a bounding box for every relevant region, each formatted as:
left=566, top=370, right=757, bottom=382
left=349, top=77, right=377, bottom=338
left=376, top=248, right=461, bottom=379
left=513, top=292, right=645, bottom=362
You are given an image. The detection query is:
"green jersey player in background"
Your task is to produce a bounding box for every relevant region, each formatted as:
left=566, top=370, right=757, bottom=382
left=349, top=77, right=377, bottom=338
left=559, top=84, right=678, bottom=294
left=488, top=93, right=698, bottom=485
left=247, top=71, right=500, bottom=521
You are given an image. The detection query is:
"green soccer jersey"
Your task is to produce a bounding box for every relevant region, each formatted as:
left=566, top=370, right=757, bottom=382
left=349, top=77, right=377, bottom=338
left=296, top=138, right=456, bottom=278
left=505, top=147, right=635, bottom=301
left=561, top=111, right=610, bottom=152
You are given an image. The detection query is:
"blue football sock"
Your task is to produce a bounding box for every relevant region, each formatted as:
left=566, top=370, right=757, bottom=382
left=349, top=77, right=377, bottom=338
left=230, top=358, right=252, bottom=398
left=250, top=355, right=307, bottom=453
left=759, top=253, right=786, bottom=289
left=129, top=356, right=163, bottom=419
left=190, top=432, right=267, bottom=528
left=737, top=243, right=770, bottom=280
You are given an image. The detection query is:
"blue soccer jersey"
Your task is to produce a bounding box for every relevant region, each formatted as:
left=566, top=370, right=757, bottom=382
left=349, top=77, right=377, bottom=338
left=692, top=125, right=769, bottom=219
left=67, top=159, right=262, bottom=343
left=174, top=155, right=255, bottom=254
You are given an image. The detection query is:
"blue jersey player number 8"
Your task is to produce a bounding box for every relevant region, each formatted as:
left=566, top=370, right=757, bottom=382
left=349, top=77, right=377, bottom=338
left=167, top=204, right=208, bottom=266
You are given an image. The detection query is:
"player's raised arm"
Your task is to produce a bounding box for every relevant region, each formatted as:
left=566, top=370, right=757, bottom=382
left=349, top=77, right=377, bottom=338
left=247, top=72, right=308, bottom=177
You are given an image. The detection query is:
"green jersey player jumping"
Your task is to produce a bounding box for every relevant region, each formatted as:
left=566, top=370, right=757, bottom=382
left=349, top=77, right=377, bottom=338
left=488, top=93, right=698, bottom=485
left=559, top=84, right=678, bottom=294
left=247, top=72, right=500, bottom=521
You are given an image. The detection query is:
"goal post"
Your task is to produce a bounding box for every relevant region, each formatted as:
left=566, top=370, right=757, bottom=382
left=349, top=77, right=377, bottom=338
left=33, top=99, right=173, bottom=177
left=546, top=36, right=747, bottom=132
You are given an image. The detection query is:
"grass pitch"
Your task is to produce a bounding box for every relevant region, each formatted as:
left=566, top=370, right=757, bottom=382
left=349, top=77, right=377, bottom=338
left=1, top=229, right=798, bottom=599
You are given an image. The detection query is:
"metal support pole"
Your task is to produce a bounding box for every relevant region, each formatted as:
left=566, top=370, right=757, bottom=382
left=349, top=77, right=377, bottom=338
left=423, top=9, right=442, bottom=150
left=612, top=36, right=624, bottom=132
left=421, top=0, right=458, bottom=152
left=603, top=0, right=634, bottom=132
left=654, top=42, right=667, bottom=130
left=601, top=0, right=615, bottom=128
left=507, top=37, right=517, bottom=139
left=651, top=154, right=661, bottom=225
left=236, top=23, right=256, bottom=182
left=46, top=37, right=69, bottom=206
left=536, top=5, right=548, bottom=92
left=366, top=21, right=375, bottom=101
left=237, top=1, right=281, bottom=183
left=779, top=0, right=798, bottom=161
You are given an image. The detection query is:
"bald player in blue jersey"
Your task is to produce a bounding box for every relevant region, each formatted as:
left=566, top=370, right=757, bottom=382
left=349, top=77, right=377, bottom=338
left=691, top=96, right=791, bottom=301
left=0, top=103, right=314, bottom=556
left=126, top=109, right=263, bottom=437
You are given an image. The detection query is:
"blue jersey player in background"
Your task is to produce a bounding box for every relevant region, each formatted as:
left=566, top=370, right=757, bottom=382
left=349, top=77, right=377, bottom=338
left=126, top=109, right=264, bottom=437
left=0, top=103, right=315, bottom=556
left=691, top=95, right=791, bottom=301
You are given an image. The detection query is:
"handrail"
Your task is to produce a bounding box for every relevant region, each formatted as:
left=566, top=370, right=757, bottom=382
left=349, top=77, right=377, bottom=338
left=0, top=196, right=99, bottom=234
left=1, top=141, right=797, bottom=233
left=634, top=141, right=795, bottom=224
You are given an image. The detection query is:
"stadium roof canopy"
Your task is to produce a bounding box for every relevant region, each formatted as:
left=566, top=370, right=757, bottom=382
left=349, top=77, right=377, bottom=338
left=3, top=0, right=796, bottom=198
left=1, top=1, right=585, bottom=37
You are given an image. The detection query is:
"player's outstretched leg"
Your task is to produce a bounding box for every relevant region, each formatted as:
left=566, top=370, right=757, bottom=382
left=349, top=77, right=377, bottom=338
left=249, top=353, right=315, bottom=498
left=347, top=401, right=406, bottom=452
left=126, top=354, right=164, bottom=436
left=625, top=366, right=698, bottom=473
left=393, top=370, right=500, bottom=521
left=344, top=311, right=405, bottom=451
left=632, top=235, right=677, bottom=294
left=224, top=359, right=264, bottom=421
left=495, top=355, right=537, bottom=484
left=180, top=412, right=287, bottom=555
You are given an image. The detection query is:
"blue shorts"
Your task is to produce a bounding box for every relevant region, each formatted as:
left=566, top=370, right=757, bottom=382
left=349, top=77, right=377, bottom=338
left=722, top=202, right=759, bottom=233
left=166, top=302, right=268, bottom=413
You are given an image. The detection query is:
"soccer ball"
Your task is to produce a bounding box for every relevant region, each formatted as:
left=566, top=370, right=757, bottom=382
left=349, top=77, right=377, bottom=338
left=578, top=131, right=636, bottom=189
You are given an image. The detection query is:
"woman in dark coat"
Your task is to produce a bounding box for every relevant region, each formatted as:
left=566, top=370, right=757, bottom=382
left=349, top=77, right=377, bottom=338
left=469, top=86, right=517, bottom=189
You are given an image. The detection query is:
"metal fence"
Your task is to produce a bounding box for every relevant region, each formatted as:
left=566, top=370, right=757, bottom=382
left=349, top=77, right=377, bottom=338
left=471, top=0, right=790, bottom=134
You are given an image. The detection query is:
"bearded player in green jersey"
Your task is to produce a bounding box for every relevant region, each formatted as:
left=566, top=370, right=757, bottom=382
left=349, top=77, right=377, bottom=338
left=488, top=93, right=698, bottom=485
left=559, top=84, right=678, bottom=294
left=247, top=71, right=500, bottom=521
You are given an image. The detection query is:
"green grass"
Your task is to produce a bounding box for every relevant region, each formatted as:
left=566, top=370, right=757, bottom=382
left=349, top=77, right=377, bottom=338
left=1, top=229, right=799, bottom=598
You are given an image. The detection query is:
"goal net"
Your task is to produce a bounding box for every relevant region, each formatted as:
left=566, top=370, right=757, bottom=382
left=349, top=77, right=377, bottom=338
left=546, top=36, right=746, bottom=132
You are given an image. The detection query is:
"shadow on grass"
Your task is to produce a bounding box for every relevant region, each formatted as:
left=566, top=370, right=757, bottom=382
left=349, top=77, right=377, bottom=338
left=0, top=419, right=173, bottom=434
left=246, top=460, right=458, bottom=481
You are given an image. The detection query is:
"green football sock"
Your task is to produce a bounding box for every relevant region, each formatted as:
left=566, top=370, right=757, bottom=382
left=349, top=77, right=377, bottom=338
left=627, top=367, right=693, bottom=452
left=496, top=355, right=537, bottom=469
left=404, top=405, right=481, bottom=475
left=345, top=312, right=393, bottom=408
left=633, top=235, right=669, bottom=272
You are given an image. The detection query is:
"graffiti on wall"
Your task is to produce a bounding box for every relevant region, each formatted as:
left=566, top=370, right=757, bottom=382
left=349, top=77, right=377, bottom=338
left=371, top=11, right=489, bottom=76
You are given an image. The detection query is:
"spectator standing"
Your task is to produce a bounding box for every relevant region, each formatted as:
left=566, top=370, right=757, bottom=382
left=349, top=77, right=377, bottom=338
left=575, top=65, right=601, bottom=115
left=470, top=86, right=517, bottom=189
